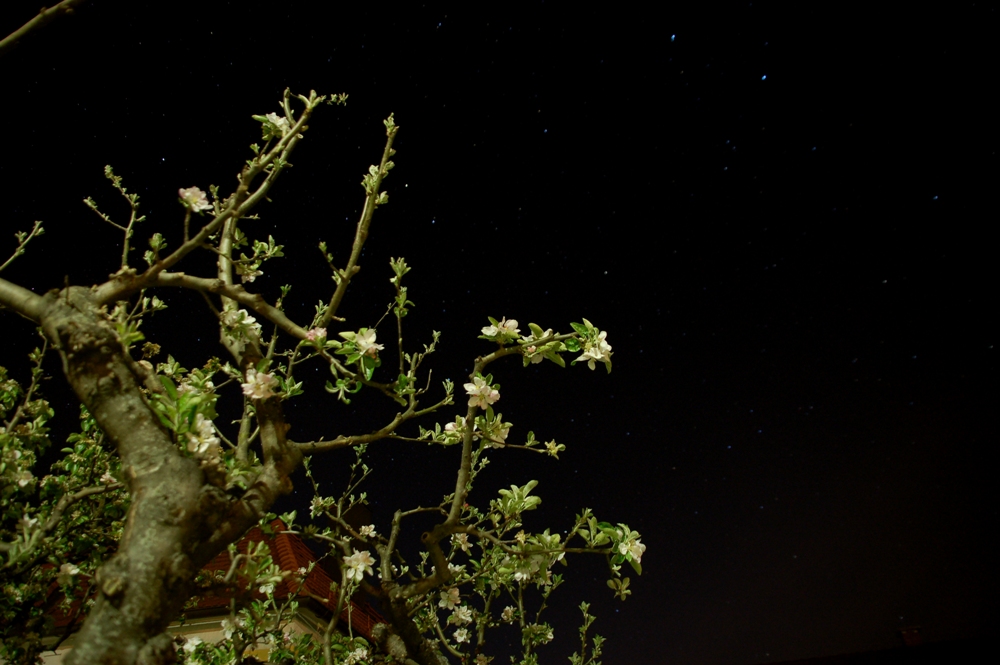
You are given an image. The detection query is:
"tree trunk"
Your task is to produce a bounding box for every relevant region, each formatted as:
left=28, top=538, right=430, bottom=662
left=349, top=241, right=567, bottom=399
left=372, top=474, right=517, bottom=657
left=33, top=287, right=287, bottom=664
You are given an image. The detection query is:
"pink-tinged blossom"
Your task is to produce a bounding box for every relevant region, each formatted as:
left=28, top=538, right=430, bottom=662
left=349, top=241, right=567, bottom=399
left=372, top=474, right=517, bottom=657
left=464, top=376, right=499, bottom=409
left=482, top=317, right=520, bottom=338
left=178, top=187, right=212, bottom=213
left=520, top=328, right=553, bottom=364
left=241, top=369, right=277, bottom=400
left=305, top=327, right=327, bottom=342
left=355, top=328, right=384, bottom=358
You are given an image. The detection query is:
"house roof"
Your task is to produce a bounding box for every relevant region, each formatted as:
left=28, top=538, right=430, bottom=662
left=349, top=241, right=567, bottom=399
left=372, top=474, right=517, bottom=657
left=48, top=520, right=384, bottom=642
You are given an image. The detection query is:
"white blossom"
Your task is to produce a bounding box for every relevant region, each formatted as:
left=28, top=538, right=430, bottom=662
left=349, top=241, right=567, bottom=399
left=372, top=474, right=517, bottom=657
left=464, top=376, right=499, bottom=410
left=359, top=524, right=377, bottom=537
left=178, top=186, right=212, bottom=213
left=220, top=617, right=239, bottom=639
left=239, top=267, right=263, bottom=283
left=438, top=587, right=460, bottom=610
left=259, top=582, right=275, bottom=595
left=57, top=563, right=79, bottom=586
left=452, top=532, right=471, bottom=553
left=182, top=636, right=204, bottom=653
left=501, top=606, right=515, bottom=622
left=15, top=470, right=33, bottom=487
left=265, top=112, right=291, bottom=137
left=241, top=369, right=277, bottom=400
left=453, top=627, right=470, bottom=644
left=343, top=549, right=375, bottom=582
left=620, top=538, right=646, bottom=564
left=452, top=605, right=473, bottom=624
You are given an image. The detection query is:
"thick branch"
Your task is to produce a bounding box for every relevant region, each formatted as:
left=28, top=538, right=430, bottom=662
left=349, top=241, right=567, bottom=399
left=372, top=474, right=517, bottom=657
left=0, top=276, right=47, bottom=321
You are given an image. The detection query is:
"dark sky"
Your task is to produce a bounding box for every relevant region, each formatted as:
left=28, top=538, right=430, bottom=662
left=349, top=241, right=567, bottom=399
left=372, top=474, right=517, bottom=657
left=1, top=2, right=995, bottom=664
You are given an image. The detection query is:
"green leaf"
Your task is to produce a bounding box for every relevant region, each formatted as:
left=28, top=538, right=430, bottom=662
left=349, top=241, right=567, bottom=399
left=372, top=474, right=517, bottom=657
left=159, top=376, right=178, bottom=401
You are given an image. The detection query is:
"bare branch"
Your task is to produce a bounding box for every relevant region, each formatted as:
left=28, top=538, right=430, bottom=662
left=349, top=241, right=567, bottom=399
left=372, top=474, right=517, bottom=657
left=0, top=0, right=88, bottom=58
left=0, top=221, right=45, bottom=273
left=319, top=119, right=399, bottom=327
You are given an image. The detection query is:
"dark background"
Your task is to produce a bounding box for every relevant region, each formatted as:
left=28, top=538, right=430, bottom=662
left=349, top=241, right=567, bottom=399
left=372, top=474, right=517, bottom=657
left=1, top=2, right=995, bottom=663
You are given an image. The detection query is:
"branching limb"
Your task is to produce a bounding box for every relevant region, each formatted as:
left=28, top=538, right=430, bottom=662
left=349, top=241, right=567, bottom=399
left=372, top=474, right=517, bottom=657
left=92, top=91, right=325, bottom=307
left=294, top=388, right=452, bottom=455
left=152, top=271, right=310, bottom=339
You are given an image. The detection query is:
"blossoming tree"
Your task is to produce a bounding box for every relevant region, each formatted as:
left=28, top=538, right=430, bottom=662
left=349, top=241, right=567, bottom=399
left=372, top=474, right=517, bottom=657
left=0, top=18, right=641, bottom=664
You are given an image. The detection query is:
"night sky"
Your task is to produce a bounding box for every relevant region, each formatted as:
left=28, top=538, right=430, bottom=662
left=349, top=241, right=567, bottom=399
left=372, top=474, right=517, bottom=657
left=1, top=2, right=996, bottom=663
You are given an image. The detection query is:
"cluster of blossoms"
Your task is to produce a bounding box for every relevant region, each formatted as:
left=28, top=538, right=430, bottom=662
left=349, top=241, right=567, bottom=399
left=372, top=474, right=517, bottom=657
left=344, top=647, right=369, bottom=665
left=223, top=308, right=263, bottom=340
left=186, top=413, right=221, bottom=458
left=343, top=549, right=375, bottom=582
left=577, top=329, right=613, bottom=370
left=464, top=375, right=499, bottom=409
left=305, top=327, right=326, bottom=342
left=241, top=368, right=277, bottom=400
left=178, top=186, right=212, bottom=213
